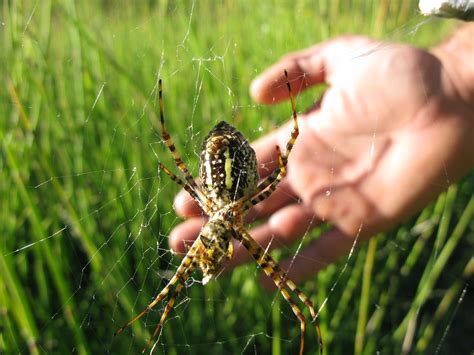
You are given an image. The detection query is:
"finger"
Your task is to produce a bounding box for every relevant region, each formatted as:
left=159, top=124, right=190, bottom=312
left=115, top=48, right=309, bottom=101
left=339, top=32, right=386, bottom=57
left=245, top=179, right=296, bottom=222
left=253, top=120, right=298, bottom=177
left=253, top=112, right=316, bottom=181
left=250, top=45, right=327, bottom=104
left=227, top=203, right=321, bottom=268
left=174, top=188, right=202, bottom=218
left=259, top=228, right=358, bottom=290
left=250, top=36, right=374, bottom=104
left=168, top=217, right=207, bottom=254
left=310, top=183, right=381, bottom=238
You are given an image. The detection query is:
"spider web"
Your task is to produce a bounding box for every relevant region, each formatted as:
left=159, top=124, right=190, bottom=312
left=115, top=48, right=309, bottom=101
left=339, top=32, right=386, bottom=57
left=2, top=1, right=473, bottom=354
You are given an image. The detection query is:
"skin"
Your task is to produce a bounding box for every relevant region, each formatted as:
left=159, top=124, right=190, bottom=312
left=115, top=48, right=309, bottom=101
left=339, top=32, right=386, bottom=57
left=169, top=25, right=474, bottom=289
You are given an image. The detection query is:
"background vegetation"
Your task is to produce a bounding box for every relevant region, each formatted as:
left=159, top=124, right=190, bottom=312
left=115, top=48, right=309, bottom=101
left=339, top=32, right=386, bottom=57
left=1, top=1, right=472, bottom=354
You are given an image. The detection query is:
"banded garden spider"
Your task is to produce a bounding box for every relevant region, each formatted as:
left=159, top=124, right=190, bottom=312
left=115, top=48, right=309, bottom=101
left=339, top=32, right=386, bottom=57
left=114, top=71, right=323, bottom=354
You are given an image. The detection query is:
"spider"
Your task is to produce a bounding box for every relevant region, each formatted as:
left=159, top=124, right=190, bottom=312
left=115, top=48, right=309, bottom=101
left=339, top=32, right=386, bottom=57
left=114, top=71, right=323, bottom=355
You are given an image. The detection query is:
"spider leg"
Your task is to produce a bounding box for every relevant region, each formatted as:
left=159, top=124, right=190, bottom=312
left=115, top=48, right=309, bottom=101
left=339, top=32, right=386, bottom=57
left=142, top=264, right=194, bottom=353
left=282, top=69, right=299, bottom=163
left=114, top=252, right=196, bottom=337
left=234, top=227, right=323, bottom=355
left=158, top=79, right=203, bottom=192
left=158, top=162, right=212, bottom=214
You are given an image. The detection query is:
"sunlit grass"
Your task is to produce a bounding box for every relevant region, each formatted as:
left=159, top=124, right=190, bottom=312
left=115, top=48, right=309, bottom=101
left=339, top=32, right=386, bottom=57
left=1, top=1, right=472, bottom=354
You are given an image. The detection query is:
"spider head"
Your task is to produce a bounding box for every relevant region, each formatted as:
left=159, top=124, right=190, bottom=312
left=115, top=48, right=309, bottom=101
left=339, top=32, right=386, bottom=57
left=198, top=218, right=235, bottom=284
left=199, top=121, right=259, bottom=209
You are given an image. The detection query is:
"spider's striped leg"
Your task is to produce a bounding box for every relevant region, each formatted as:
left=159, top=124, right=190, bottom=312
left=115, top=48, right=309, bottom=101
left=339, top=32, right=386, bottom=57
left=158, top=79, right=201, bottom=191
left=234, top=228, right=323, bottom=355
left=282, top=69, right=299, bottom=164
left=142, top=262, right=196, bottom=353
left=114, top=251, right=197, bottom=337
left=158, top=162, right=212, bottom=214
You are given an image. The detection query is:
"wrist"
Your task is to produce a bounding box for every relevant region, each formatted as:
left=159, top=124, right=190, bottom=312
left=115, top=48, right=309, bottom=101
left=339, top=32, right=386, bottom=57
left=431, top=23, right=474, bottom=111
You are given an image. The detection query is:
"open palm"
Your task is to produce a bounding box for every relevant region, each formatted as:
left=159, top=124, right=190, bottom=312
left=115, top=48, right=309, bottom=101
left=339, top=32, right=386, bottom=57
left=171, top=36, right=474, bottom=285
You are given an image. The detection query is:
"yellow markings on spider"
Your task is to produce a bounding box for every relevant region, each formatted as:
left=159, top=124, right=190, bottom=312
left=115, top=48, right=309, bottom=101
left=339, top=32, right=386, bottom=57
left=114, top=70, right=323, bottom=355
left=223, top=148, right=233, bottom=189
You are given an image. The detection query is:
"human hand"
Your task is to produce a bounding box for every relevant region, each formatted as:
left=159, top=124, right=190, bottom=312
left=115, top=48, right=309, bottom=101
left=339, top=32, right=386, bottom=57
left=170, top=35, right=474, bottom=287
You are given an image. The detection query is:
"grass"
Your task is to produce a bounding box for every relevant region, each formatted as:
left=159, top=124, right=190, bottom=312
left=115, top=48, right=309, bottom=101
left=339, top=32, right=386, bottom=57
left=1, top=1, right=473, bottom=354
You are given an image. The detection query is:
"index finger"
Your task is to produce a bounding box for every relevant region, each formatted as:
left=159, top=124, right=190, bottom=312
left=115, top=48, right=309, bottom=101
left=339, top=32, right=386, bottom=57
left=250, top=35, right=376, bottom=104
left=250, top=44, right=326, bottom=104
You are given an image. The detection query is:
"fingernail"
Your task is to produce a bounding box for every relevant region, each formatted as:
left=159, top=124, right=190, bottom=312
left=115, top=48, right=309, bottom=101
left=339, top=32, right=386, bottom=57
left=173, top=190, right=189, bottom=214
left=250, top=78, right=261, bottom=101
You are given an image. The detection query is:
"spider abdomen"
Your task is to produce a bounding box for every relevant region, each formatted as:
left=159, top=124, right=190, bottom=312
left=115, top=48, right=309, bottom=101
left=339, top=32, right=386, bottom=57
left=199, top=121, right=259, bottom=208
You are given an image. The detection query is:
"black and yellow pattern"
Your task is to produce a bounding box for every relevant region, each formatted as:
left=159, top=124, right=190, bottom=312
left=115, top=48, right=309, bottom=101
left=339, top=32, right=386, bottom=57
left=199, top=120, right=259, bottom=209
left=115, top=71, right=323, bottom=355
